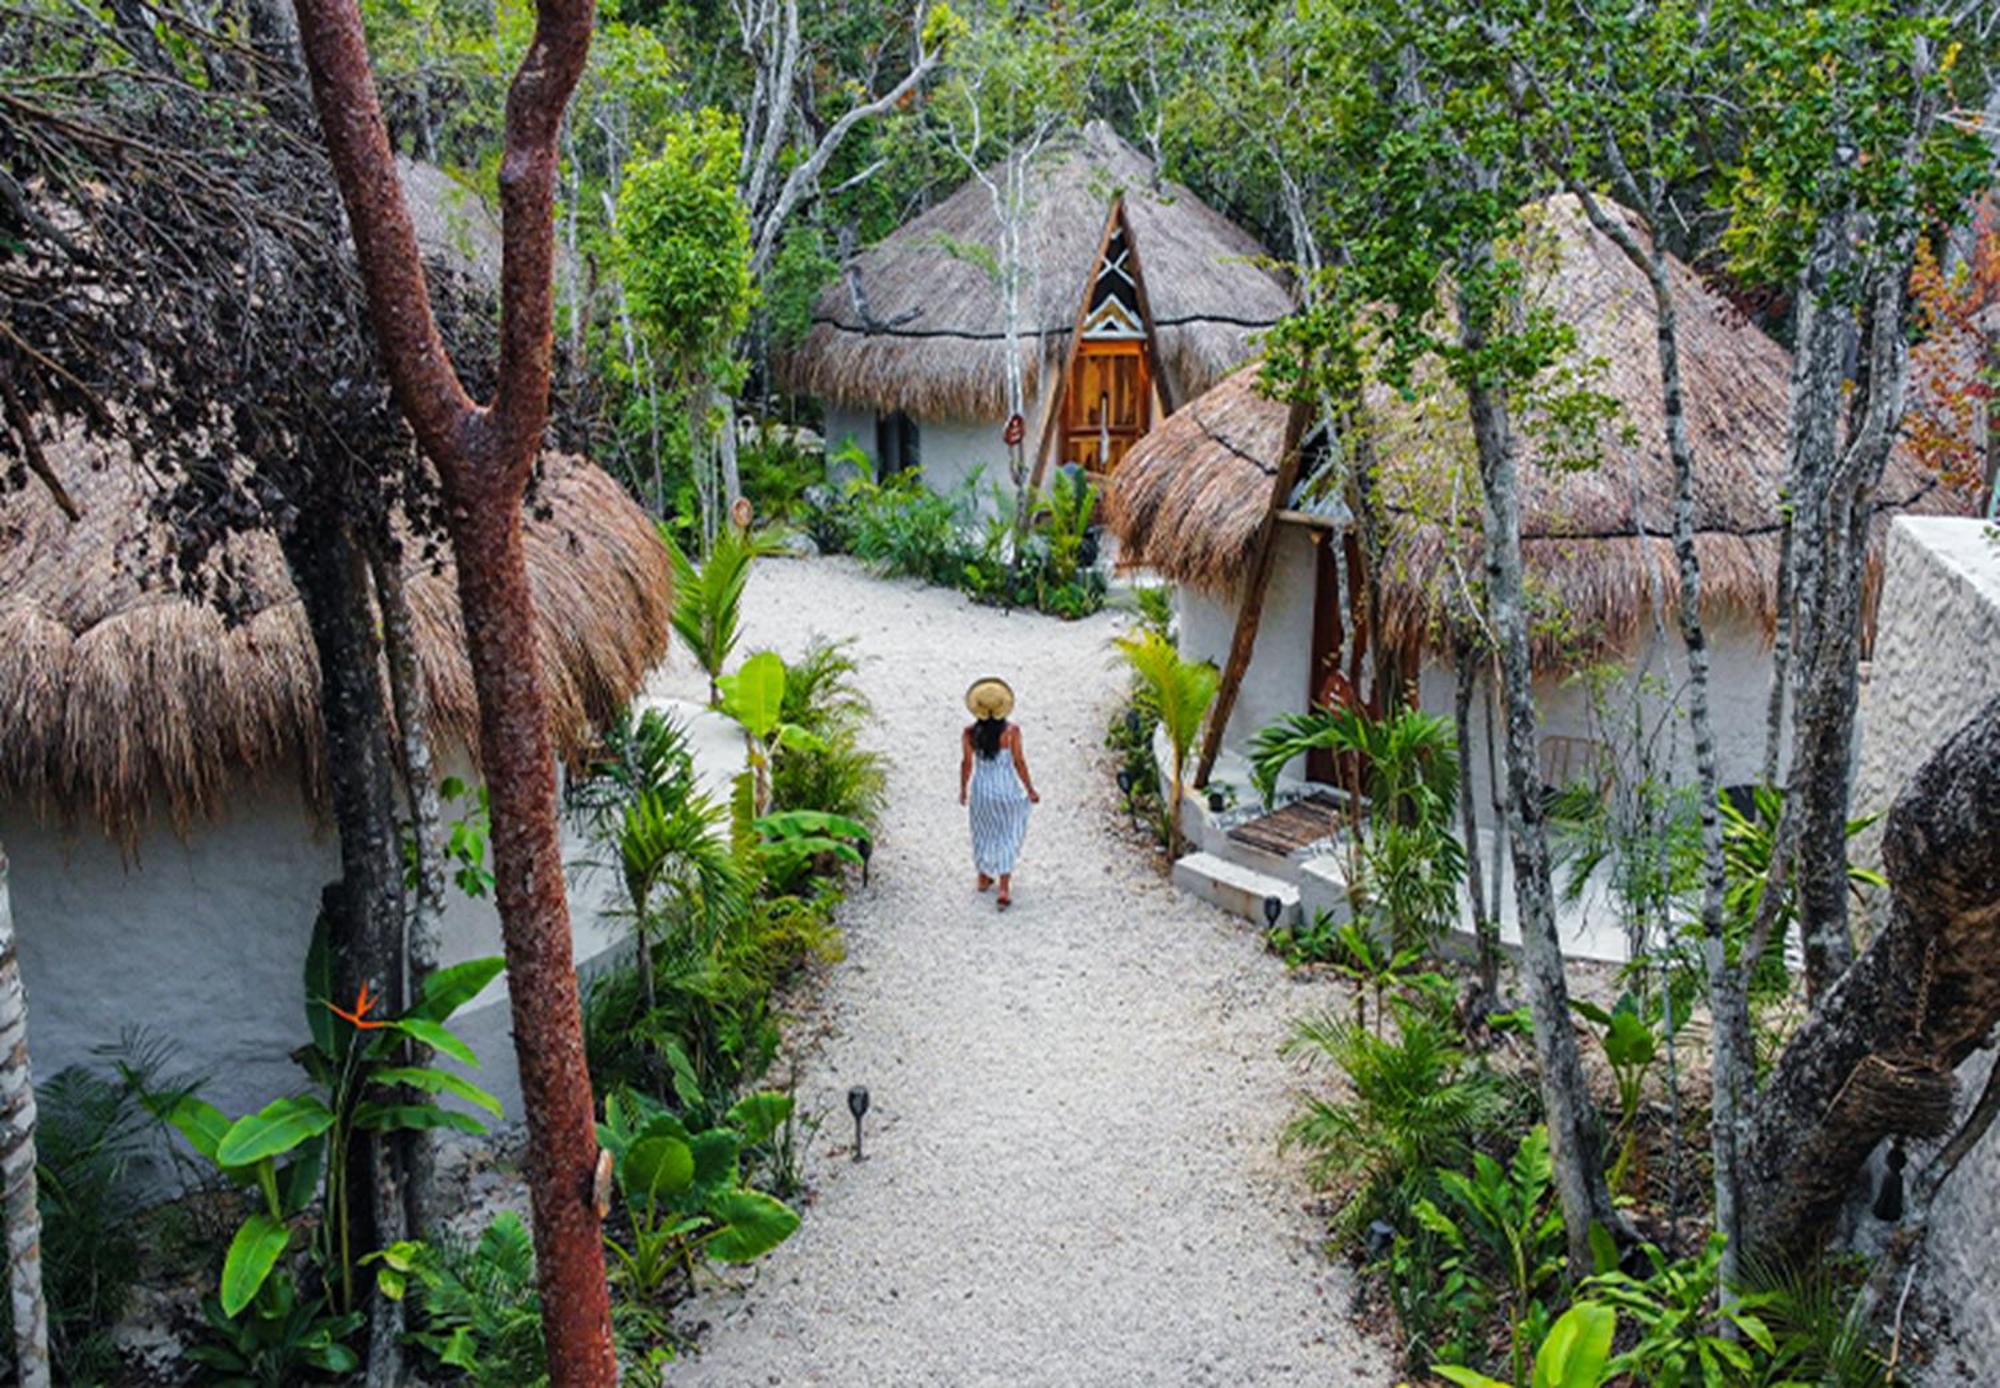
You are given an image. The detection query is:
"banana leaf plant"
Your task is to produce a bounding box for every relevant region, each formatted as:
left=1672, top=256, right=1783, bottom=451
left=719, top=651, right=824, bottom=814
left=153, top=931, right=504, bottom=1320
left=596, top=1087, right=800, bottom=1296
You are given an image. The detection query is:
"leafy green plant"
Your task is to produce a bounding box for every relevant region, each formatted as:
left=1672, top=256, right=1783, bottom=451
left=1585, top=1235, right=1777, bottom=1386
left=153, top=944, right=503, bottom=1321
left=596, top=1089, right=801, bottom=1298
left=1434, top=1301, right=1619, bottom=1388
left=1031, top=462, right=1098, bottom=585
left=1382, top=1225, right=1494, bottom=1374
left=662, top=523, right=780, bottom=703
left=371, top=1210, right=546, bottom=1382
left=1112, top=628, right=1219, bottom=858
left=1281, top=997, right=1509, bottom=1236
left=187, top=1270, right=363, bottom=1387
left=1251, top=705, right=1465, bottom=953
left=719, top=651, right=825, bottom=814
left=766, top=636, right=887, bottom=824
left=1415, top=1125, right=1566, bottom=1384
left=1740, top=1254, right=1889, bottom=1387
left=1570, top=996, right=1659, bottom=1194
left=1121, top=583, right=1175, bottom=641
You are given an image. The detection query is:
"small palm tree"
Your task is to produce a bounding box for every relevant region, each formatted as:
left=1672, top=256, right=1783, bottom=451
left=661, top=523, right=778, bottom=703
left=1112, top=629, right=1219, bottom=858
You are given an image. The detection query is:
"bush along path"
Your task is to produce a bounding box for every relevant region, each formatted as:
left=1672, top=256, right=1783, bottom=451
left=652, top=555, right=1395, bottom=1387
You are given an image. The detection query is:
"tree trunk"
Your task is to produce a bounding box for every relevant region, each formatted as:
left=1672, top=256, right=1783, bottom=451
left=368, top=542, right=447, bottom=1240
left=289, top=0, right=619, bottom=1373
left=1453, top=639, right=1497, bottom=1003
left=439, top=486, right=615, bottom=1380
left=0, top=845, right=51, bottom=1388
left=281, top=510, right=408, bottom=1383
left=1459, top=283, right=1624, bottom=1267
left=1743, top=694, right=2000, bottom=1260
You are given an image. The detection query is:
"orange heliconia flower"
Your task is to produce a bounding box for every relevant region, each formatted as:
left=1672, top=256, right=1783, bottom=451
left=327, top=982, right=389, bottom=1030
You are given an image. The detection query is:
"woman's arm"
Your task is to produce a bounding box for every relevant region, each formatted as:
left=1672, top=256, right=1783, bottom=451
left=1009, top=727, right=1041, bottom=803
left=959, top=726, right=973, bottom=805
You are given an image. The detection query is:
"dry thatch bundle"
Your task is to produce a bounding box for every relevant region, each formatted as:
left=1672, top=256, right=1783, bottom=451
left=0, top=448, right=672, bottom=841
left=1106, top=195, right=1971, bottom=669
left=776, top=121, right=1294, bottom=419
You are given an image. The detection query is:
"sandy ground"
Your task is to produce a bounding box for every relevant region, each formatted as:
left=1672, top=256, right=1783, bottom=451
left=650, top=556, right=1396, bottom=1388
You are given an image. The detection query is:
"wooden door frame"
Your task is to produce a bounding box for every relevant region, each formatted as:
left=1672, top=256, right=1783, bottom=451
left=1029, top=198, right=1176, bottom=491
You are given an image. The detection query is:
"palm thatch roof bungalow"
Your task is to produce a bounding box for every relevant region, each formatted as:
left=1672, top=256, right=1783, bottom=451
left=777, top=121, right=1294, bottom=500
left=1107, top=195, right=1969, bottom=866
left=0, top=450, right=674, bottom=1119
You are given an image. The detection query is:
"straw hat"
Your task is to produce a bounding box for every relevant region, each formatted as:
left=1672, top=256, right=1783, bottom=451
left=964, top=677, right=1015, bottom=720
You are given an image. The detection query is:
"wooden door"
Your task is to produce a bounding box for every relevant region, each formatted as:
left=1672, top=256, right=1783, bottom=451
left=1060, top=342, right=1150, bottom=474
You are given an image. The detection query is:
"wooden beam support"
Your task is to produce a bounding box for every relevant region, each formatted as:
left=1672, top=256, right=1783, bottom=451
left=1192, top=395, right=1316, bottom=789
left=1030, top=198, right=1124, bottom=492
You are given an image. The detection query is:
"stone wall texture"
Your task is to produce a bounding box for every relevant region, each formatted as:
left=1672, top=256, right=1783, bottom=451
left=1853, top=516, right=2000, bottom=1382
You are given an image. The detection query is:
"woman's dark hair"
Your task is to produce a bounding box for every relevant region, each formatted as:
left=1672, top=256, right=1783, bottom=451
left=972, top=716, right=1007, bottom=760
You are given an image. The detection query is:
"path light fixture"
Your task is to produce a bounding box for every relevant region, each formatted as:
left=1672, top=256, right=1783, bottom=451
left=1262, top=895, right=1284, bottom=931
left=857, top=836, right=873, bottom=888
left=1125, top=707, right=1142, bottom=739
left=1116, top=768, right=1136, bottom=828
left=848, top=1086, right=871, bottom=1161
left=1208, top=788, right=1227, bottom=814
left=1365, top=1220, right=1396, bottom=1260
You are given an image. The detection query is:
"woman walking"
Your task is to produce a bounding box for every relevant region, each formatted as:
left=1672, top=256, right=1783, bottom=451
left=960, top=678, right=1040, bottom=910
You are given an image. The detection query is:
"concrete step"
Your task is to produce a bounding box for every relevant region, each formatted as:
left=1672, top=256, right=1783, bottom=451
left=1171, top=851, right=1300, bottom=929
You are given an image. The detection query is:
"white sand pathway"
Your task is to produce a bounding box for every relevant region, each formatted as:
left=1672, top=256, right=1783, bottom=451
left=653, top=556, right=1395, bottom=1388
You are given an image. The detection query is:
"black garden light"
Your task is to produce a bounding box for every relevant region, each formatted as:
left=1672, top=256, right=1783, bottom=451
left=1208, top=788, right=1227, bottom=813
left=848, top=1085, right=871, bottom=1161
left=1262, top=895, right=1284, bottom=930
left=1116, top=768, right=1137, bottom=828
left=1125, top=707, right=1142, bottom=739
left=857, top=836, right=873, bottom=888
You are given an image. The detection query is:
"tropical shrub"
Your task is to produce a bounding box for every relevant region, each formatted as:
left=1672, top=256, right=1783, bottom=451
left=1251, top=705, right=1465, bottom=953
left=1584, top=1235, right=1779, bottom=1386
left=1111, top=628, right=1220, bottom=858
left=1280, top=996, right=1510, bottom=1237
left=371, top=1210, right=545, bottom=1383
left=662, top=522, right=782, bottom=703
left=767, top=636, right=888, bottom=825
left=152, top=942, right=504, bottom=1325
left=1434, top=1301, right=1619, bottom=1388
left=188, top=1271, right=363, bottom=1386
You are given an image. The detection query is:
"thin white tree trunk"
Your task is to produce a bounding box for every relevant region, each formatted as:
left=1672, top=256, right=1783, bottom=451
left=1460, top=277, right=1625, bottom=1268
left=0, top=845, right=50, bottom=1388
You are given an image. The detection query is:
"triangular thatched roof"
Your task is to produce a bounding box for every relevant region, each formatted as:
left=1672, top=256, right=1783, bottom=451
left=1106, top=195, right=1972, bottom=669
left=0, top=450, right=672, bottom=841
left=777, top=121, right=1295, bottom=419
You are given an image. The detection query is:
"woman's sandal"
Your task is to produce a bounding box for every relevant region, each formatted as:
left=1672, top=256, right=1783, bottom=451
left=976, top=874, right=994, bottom=893
left=996, top=893, right=1012, bottom=911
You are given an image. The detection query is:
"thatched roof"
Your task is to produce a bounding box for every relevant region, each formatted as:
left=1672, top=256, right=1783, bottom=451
left=0, top=451, right=672, bottom=840
left=777, top=121, right=1295, bottom=419
left=1106, top=195, right=1972, bottom=669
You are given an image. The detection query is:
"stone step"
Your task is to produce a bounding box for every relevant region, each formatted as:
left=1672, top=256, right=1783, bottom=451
left=1171, top=851, right=1300, bottom=929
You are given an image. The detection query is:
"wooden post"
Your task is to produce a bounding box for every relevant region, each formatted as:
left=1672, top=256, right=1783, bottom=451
left=1192, top=396, right=1315, bottom=789
left=1030, top=200, right=1124, bottom=491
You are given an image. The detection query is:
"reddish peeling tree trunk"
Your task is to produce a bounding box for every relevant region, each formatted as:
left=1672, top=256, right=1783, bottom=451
left=288, top=0, right=618, bottom=1379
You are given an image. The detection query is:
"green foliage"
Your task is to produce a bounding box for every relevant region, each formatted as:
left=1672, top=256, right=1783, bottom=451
left=1416, top=1126, right=1566, bottom=1384
left=767, top=637, right=888, bottom=826
left=662, top=523, right=780, bottom=701
left=1740, top=1255, right=1890, bottom=1387
left=1280, top=997, right=1510, bottom=1237
left=1570, top=995, right=1660, bottom=1193
left=372, top=1211, right=545, bottom=1383
left=150, top=934, right=501, bottom=1327
left=615, top=107, right=755, bottom=384
left=1434, top=1302, right=1619, bottom=1388
left=595, top=1088, right=801, bottom=1296
left=1252, top=706, right=1465, bottom=952
left=1112, top=628, right=1219, bottom=856
left=187, top=1271, right=363, bottom=1387
left=1586, top=1235, right=1779, bottom=1386
left=23, top=1042, right=182, bottom=1381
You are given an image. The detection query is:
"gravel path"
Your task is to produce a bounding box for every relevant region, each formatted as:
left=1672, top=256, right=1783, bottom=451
left=653, top=556, right=1396, bottom=1388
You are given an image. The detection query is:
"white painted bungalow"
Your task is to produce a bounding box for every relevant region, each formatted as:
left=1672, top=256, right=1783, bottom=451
left=778, top=121, right=1295, bottom=504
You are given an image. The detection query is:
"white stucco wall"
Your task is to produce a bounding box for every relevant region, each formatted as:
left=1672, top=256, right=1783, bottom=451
left=822, top=397, right=1042, bottom=513
left=1849, top=516, right=2000, bottom=1379
left=1176, top=525, right=1321, bottom=764
left=5, top=698, right=744, bottom=1134
left=1177, top=526, right=1785, bottom=828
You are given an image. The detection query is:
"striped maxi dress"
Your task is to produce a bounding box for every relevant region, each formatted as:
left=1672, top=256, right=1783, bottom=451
left=968, top=740, right=1032, bottom=875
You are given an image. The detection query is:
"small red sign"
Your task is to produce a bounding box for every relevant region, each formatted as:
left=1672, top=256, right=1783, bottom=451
left=1002, top=413, right=1026, bottom=447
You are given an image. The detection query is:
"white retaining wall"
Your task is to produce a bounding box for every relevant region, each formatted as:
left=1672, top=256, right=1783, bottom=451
left=1850, top=516, right=2000, bottom=1378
